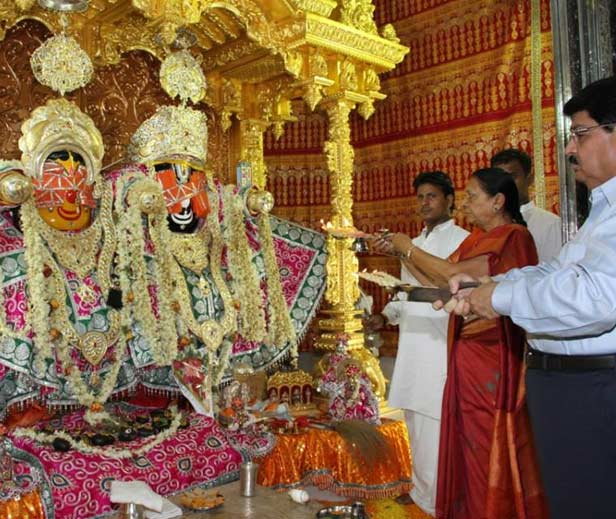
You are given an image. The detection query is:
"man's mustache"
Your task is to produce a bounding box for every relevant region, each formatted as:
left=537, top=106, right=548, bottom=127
left=567, top=155, right=579, bottom=166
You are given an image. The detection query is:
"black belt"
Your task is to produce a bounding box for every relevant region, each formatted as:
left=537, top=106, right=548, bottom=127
left=526, top=349, right=616, bottom=371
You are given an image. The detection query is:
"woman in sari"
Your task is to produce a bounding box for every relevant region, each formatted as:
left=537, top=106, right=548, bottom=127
left=378, top=167, right=546, bottom=519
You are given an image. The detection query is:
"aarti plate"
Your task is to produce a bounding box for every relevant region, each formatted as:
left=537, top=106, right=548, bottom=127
left=178, top=489, right=224, bottom=511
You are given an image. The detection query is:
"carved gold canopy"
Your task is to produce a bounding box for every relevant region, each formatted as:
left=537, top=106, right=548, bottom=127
left=0, top=0, right=408, bottom=126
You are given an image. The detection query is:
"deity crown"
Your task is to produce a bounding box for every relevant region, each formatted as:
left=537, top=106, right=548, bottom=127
left=18, top=98, right=104, bottom=184
left=128, top=105, right=208, bottom=168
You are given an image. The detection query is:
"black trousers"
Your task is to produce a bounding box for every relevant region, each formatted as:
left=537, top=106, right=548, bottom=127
left=526, top=367, right=616, bottom=519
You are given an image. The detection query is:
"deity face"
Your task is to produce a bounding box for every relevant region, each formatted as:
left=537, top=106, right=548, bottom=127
left=34, top=151, right=94, bottom=231
left=153, top=160, right=210, bottom=234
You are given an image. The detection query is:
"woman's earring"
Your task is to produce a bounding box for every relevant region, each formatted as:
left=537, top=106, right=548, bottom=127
left=493, top=206, right=498, bottom=212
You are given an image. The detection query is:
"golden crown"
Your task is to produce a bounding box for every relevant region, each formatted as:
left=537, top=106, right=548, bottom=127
left=128, top=105, right=208, bottom=168
left=18, top=98, right=104, bottom=183
left=30, top=33, right=93, bottom=95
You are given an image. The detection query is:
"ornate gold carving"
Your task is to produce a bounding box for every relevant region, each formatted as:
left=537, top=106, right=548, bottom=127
left=159, top=50, right=207, bottom=104
left=132, top=0, right=211, bottom=45
left=132, top=0, right=210, bottom=24
left=200, top=38, right=262, bottom=71
left=339, top=60, right=358, bottom=91
left=131, top=180, right=164, bottom=213
left=310, top=53, right=328, bottom=77
left=267, top=369, right=313, bottom=388
left=363, top=68, right=379, bottom=92
left=305, top=15, right=408, bottom=68
left=357, top=99, right=374, bottom=120
left=16, top=0, right=37, bottom=10
left=314, top=97, right=386, bottom=399
left=323, top=99, right=354, bottom=225
left=292, top=0, right=336, bottom=17
left=339, top=0, right=378, bottom=36
left=283, top=50, right=303, bottom=78
left=303, top=83, right=323, bottom=111
left=226, top=54, right=287, bottom=83
left=97, top=13, right=162, bottom=65
left=380, top=23, right=400, bottom=44
left=219, top=78, right=241, bottom=131
left=240, top=119, right=268, bottom=189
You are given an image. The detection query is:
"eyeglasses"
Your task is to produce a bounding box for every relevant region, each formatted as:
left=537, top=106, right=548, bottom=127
left=567, top=122, right=615, bottom=141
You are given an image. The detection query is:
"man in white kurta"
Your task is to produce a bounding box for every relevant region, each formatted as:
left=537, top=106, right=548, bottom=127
left=491, top=149, right=562, bottom=262
left=378, top=172, right=468, bottom=515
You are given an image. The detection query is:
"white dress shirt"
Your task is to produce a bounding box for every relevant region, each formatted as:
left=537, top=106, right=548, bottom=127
left=383, top=219, right=469, bottom=418
left=492, top=175, right=616, bottom=355
left=521, top=201, right=562, bottom=262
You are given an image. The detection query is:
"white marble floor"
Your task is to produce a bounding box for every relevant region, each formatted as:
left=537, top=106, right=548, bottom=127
left=111, top=480, right=328, bottom=519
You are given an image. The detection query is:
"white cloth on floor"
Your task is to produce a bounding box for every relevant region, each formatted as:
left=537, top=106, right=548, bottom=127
left=144, top=498, right=182, bottom=519
left=110, top=481, right=164, bottom=512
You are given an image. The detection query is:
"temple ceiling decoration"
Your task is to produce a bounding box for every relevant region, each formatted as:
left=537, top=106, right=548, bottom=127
left=0, top=0, right=408, bottom=127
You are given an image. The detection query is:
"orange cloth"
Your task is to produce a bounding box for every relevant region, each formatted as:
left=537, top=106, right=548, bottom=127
left=437, top=225, right=547, bottom=519
left=0, top=490, right=45, bottom=519
left=257, top=418, right=412, bottom=499
left=5, top=403, right=50, bottom=430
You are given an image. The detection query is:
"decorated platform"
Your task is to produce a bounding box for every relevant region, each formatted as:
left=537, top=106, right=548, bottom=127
left=8, top=405, right=276, bottom=519
left=257, top=418, right=412, bottom=500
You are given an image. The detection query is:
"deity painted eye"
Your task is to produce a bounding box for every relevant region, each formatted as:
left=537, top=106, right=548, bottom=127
left=154, top=162, right=173, bottom=172
left=48, top=150, right=70, bottom=161
left=72, top=152, right=86, bottom=166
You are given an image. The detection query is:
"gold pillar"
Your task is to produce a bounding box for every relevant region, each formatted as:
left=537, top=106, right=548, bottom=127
left=239, top=119, right=269, bottom=190
left=316, top=97, right=387, bottom=399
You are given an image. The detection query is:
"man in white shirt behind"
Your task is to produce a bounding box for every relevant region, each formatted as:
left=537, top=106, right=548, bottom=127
left=368, top=171, right=468, bottom=515
left=491, top=149, right=562, bottom=262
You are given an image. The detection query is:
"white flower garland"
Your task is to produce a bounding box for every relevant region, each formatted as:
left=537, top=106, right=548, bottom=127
left=13, top=407, right=183, bottom=459
left=258, top=213, right=297, bottom=356
left=115, top=172, right=179, bottom=367
left=46, top=255, right=123, bottom=416
left=18, top=189, right=126, bottom=414
left=20, top=199, right=54, bottom=375
left=221, top=184, right=267, bottom=342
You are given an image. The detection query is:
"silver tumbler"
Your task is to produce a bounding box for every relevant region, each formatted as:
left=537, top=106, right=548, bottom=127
left=239, top=461, right=259, bottom=497
left=119, top=503, right=143, bottom=519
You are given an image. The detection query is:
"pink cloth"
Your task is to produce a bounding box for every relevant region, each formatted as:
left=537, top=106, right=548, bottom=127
left=10, top=412, right=246, bottom=519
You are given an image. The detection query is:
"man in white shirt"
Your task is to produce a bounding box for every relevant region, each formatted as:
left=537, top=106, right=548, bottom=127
left=369, top=171, right=468, bottom=515
left=443, top=76, right=616, bottom=519
left=491, top=149, right=562, bottom=262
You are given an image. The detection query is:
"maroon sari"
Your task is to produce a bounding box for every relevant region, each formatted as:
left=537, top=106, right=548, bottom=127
left=435, top=225, right=547, bottom=519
